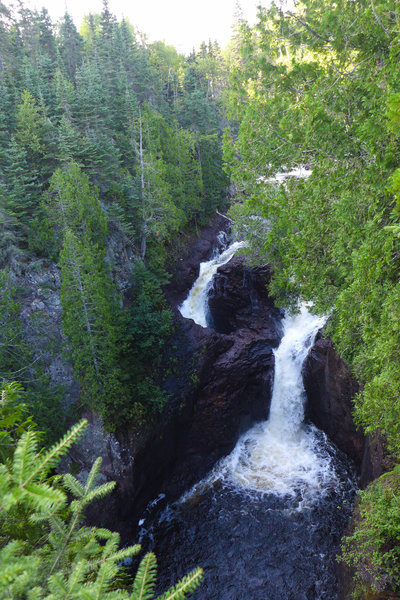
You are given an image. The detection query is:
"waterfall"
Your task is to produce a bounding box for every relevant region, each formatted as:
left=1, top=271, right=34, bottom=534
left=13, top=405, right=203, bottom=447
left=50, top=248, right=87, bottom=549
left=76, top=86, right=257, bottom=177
left=179, top=240, right=246, bottom=327
left=185, top=304, right=337, bottom=503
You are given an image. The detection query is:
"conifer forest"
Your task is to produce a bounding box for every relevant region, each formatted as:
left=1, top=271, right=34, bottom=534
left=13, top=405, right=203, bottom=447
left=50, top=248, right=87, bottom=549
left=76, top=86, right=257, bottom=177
left=1, top=1, right=400, bottom=599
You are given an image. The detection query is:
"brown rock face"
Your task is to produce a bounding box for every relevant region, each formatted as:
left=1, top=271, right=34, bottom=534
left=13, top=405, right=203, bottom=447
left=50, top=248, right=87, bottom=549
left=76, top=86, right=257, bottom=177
left=302, top=333, right=365, bottom=467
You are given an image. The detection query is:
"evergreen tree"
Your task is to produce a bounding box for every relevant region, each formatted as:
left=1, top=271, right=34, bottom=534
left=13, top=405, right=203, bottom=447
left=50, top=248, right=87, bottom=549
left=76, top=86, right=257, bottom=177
left=57, top=12, right=83, bottom=83
left=4, top=136, right=40, bottom=225
left=44, top=162, right=107, bottom=249
left=59, top=229, right=121, bottom=410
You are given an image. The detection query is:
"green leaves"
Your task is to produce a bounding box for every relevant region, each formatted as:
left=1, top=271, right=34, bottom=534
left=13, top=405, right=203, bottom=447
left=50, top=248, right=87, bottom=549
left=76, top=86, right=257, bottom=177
left=130, top=553, right=203, bottom=600
left=155, top=568, right=203, bottom=600
left=225, top=0, right=400, bottom=594
left=341, top=466, right=400, bottom=592
left=0, top=419, right=88, bottom=517
left=0, top=385, right=202, bottom=600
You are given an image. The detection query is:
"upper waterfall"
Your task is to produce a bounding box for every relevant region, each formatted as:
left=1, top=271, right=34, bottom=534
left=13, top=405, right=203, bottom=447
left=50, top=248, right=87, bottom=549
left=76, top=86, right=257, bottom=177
left=179, top=240, right=246, bottom=327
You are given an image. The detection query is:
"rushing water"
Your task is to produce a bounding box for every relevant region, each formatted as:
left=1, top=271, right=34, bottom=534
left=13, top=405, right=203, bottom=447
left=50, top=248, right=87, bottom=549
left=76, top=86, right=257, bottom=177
left=179, top=240, right=246, bottom=327
left=185, top=304, right=337, bottom=503
left=137, top=240, right=356, bottom=600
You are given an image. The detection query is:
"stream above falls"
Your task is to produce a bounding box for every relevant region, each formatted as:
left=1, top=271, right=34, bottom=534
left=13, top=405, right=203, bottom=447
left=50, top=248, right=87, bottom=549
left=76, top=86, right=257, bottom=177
left=136, top=237, right=357, bottom=600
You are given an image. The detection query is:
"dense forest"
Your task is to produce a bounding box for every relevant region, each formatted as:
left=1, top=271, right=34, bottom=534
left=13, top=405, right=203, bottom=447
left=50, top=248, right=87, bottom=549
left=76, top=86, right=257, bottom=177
left=0, top=0, right=227, bottom=596
left=1, top=0, right=400, bottom=598
left=0, top=0, right=229, bottom=436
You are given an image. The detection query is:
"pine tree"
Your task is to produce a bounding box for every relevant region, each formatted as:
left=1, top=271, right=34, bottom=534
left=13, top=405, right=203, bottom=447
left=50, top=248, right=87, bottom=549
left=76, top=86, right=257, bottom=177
left=4, top=136, right=40, bottom=225
left=59, top=229, right=120, bottom=406
left=45, top=162, right=107, bottom=249
left=57, top=12, right=83, bottom=83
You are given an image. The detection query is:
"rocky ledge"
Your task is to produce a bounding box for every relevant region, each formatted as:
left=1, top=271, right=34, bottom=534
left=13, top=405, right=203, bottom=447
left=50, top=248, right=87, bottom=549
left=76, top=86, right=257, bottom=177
left=302, top=332, right=364, bottom=467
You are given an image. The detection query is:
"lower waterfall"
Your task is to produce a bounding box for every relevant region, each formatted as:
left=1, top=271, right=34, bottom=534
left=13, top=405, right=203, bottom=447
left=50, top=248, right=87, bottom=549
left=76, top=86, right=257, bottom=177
left=186, top=304, right=338, bottom=504
left=136, top=241, right=357, bottom=600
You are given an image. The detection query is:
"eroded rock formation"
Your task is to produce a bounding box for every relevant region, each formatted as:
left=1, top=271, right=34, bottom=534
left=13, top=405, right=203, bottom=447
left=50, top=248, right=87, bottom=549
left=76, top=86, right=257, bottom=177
left=118, top=250, right=284, bottom=533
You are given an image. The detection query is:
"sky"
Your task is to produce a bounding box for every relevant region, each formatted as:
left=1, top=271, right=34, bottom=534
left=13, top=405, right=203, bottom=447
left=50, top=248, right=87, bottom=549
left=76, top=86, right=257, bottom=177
left=4, top=0, right=266, bottom=54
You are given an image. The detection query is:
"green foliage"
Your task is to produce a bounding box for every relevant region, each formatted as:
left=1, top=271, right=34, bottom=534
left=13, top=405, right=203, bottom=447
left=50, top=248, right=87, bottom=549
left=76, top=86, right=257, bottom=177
left=44, top=162, right=108, bottom=254
left=60, top=229, right=123, bottom=413
left=103, top=262, right=173, bottom=425
left=198, top=133, right=229, bottom=218
left=224, top=0, right=400, bottom=452
left=0, top=381, right=34, bottom=462
left=0, top=384, right=203, bottom=600
left=341, top=466, right=400, bottom=595
left=0, top=0, right=230, bottom=448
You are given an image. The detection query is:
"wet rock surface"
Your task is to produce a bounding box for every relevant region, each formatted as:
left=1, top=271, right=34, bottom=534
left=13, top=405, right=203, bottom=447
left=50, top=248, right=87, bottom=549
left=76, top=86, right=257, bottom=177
left=165, top=214, right=229, bottom=308
left=302, top=333, right=364, bottom=467
left=207, top=256, right=280, bottom=337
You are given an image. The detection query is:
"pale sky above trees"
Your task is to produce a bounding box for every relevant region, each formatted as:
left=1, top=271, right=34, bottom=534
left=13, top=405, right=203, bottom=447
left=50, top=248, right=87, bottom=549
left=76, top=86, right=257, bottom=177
left=4, top=0, right=265, bottom=53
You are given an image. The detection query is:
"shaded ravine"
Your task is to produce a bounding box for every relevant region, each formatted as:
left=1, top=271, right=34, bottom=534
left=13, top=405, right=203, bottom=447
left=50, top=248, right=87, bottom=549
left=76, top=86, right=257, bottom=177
left=136, top=241, right=357, bottom=600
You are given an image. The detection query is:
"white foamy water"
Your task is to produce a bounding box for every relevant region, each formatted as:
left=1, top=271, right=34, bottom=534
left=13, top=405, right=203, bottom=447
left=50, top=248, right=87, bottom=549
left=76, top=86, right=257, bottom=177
left=183, top=304, right=337, bottom=501
left=179, top=240, right=246, bottom=327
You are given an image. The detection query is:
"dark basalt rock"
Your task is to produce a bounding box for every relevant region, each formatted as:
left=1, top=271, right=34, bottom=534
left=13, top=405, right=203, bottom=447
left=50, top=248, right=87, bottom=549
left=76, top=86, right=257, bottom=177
left=302, top=332, right=364, bottom=467
left=207, top=255, right=282, bottom=341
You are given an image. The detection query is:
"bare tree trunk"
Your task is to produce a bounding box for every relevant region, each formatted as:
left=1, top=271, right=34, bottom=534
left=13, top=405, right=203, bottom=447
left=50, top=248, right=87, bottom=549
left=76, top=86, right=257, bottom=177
left=139, top=105, right=147, bottom=260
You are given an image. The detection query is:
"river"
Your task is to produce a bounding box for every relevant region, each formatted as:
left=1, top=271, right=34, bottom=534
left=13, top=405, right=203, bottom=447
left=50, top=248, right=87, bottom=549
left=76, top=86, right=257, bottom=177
left=136, top=239, right=357, bottom=600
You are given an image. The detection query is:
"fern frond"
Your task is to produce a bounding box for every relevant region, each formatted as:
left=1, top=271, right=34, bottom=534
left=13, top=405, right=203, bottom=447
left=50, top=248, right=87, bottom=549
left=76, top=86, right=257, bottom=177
left=155, top=568, right=203, bottom=600
left=131, top=552, right=157, bottom=600
left=63, top=473, right=85, bottom=498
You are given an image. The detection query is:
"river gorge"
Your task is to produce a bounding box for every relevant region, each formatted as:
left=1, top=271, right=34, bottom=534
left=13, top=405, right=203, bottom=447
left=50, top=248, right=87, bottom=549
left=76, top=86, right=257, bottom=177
left=131, top=235, right=359, bottom=600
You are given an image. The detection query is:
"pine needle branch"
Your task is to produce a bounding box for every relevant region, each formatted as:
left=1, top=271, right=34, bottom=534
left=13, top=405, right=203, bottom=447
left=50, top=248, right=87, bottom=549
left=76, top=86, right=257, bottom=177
left=155, top=568, right=203, bottom=600
left=131, top=552, right=157, bottom=600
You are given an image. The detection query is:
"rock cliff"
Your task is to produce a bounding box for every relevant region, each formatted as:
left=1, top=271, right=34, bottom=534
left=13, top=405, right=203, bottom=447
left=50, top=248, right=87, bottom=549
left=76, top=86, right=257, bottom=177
left=302, top=333, right=364, bottom=467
